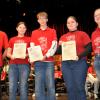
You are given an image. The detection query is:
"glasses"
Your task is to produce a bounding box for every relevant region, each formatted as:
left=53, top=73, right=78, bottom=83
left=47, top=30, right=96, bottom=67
left=94, top=13, right=100, bottom=18
left=38, top=16, right=47, bottom=20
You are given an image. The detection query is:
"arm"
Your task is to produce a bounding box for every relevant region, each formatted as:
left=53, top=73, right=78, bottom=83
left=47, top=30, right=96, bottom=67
left=7, top=48, right=15, bottom=60
left=78, top=42, right=92, bottom=59
left=45, top=40, right=57, bottom=57
left=30, top=42, right=35, bottom=47
left=55, top=45, right=62, bottom=55
left=2, top=48, right=8, bottom=60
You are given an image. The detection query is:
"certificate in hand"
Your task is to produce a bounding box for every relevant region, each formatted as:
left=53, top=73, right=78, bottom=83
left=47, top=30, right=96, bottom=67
left=62, top=41, right=77, bottom=61
left=12, top=43, right=26, bottom=59
left=28, top=45, right=43, bottom=62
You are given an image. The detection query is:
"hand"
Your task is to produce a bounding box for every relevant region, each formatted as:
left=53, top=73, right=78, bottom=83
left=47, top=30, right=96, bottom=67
left=10, top=55, right=15, bottom=60
left=28, top=58, right=34, bottom=64
left=42, top=55, right=47, bottom=61
left=75, top=56, right=79, bottom=61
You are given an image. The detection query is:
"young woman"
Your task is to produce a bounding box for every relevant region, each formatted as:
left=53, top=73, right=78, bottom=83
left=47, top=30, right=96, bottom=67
left=58, top=16, right=92, bottom=100
left=7, top=21, right=30, bottom=100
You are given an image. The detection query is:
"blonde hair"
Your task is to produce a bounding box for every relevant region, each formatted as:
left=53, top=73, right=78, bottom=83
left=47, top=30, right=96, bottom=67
left=36, top=11, right=48, bottom=19
left=94, top=8, right=100, bottom=15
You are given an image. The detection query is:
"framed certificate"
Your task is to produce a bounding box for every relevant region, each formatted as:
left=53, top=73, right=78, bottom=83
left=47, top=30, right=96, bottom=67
left=62, top=41, right=77, bottom=61
left=12, top=43, right=26, bottom=59
left=28, top=45, right=43, bottom=62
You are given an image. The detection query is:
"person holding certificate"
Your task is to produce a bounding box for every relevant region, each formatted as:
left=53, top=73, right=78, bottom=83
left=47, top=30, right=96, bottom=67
left=7, top=21, right=30, bottom=100
left=91, top=8, right=100, bottom=81
left=0, top=31, right=9, bottom=100
left=30, top=11, right=57, bottom=100
left=57, top=16, right=92, bottom=100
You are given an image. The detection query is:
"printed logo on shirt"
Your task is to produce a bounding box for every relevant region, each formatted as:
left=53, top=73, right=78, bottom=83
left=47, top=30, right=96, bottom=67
left=94, top=37, right=100, bottom=54
left=66, top=35, right=75, bottom=41
left=15, top=40, right=25, bottom=43
left=38, top=37, right=47, bottom=52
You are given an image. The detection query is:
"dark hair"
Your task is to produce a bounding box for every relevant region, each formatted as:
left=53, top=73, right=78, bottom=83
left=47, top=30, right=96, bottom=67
left=16, top=21, right=27, bottom=28
left=67, top=16, right=78, bottom=22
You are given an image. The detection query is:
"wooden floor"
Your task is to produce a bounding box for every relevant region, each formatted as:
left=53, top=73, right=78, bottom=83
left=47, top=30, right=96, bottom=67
left=1, top=94, right=97, bottom=100
left=2, top=94, right=67, bottom=100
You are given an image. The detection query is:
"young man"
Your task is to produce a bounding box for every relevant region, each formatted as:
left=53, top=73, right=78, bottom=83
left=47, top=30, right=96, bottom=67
left=31, top=11, right=57, bottom=100
left=91, top=8, right=100, bottom=81
left=0, top=31, right=9, bottom=99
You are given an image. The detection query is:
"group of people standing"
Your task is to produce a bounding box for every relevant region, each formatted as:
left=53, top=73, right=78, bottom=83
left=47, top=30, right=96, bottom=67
left=0, top=8, right=100, bottom=100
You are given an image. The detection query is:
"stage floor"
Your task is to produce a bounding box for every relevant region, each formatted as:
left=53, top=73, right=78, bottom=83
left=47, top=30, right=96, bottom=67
left=1, top=93, right=96, bottom=100
left=2, top=94, right=67, bottom=100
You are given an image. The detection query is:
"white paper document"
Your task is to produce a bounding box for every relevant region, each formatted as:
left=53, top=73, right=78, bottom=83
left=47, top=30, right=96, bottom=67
left=12, top=43, right=27, bottom=59
left=28, top=45, right=43, bottom=62
left=62, top=41, right=77, bottom=61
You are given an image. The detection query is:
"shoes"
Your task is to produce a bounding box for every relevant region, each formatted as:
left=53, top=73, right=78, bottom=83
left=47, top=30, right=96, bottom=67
left=32, top=93, right=60, bottom=97
left=32, top=93, right=35, bottom=97
left=87, top=92, right=92, bottom=98
left=94, top=93, right=99, bottom=100
left=56, top=93, right=59, bottom=96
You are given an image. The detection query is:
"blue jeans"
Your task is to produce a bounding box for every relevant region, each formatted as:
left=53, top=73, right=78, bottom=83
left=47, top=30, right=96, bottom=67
left=0, top=67, right=3, bottom=100
left=8, top=64, right=30, bottom=100
left=34, top=61, right=56, bottom=100
left=62, top=59, right=88, bottom=100
left=94, top=55, right=100, bottom=80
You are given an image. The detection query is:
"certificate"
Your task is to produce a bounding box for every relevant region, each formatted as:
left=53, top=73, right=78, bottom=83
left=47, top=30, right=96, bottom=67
left=62, top=41, right=77, bottom=61
left=28, top=45, right=43, bottom=62
left=12, top=43, right=26, bottom=59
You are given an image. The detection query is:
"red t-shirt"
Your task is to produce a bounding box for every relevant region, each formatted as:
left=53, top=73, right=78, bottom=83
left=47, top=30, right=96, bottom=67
left=8, top=36, right=30, bottom=64
left=91, top=28, right=100, bottom=55
left=0, top=31, right=8, bottom=67
left=59, top=30, right=91, bottom=56
left=31, top=27, right=57, bottom=61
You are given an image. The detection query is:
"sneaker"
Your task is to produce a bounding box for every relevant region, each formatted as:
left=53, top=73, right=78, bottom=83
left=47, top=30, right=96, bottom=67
left=56, top=93, right=59, bottom=96
left=94, top=94, right=98, bottom=99
left=88, top=92, right=92, bottom=98
left=32, top=93, right=35, bottom=97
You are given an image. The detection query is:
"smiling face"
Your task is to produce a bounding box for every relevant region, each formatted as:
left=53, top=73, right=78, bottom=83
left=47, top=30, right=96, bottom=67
left=67, top=16, right=78, bottom=31
left=37, top=16, right=48, bottom=26
left=37, top=12, right=48, bottom=26
left=94, top=8, right=100, bottom=26
left=16, top=22, right=27, bottom=36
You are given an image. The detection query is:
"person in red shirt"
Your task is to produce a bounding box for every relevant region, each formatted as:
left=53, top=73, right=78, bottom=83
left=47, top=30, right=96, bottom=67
left=91, top=8, right=100, bottom=81
left=30, top=11, right=57, bottom=100
left=7, top=21, right=30, bottom=100
left=0, top=31, right=8, bottom=99
left=56, top=16, right=92, bottom=100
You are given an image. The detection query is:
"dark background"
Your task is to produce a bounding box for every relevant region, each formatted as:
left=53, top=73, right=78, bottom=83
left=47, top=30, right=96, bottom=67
left=0, top=0, right=100, bottom=38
